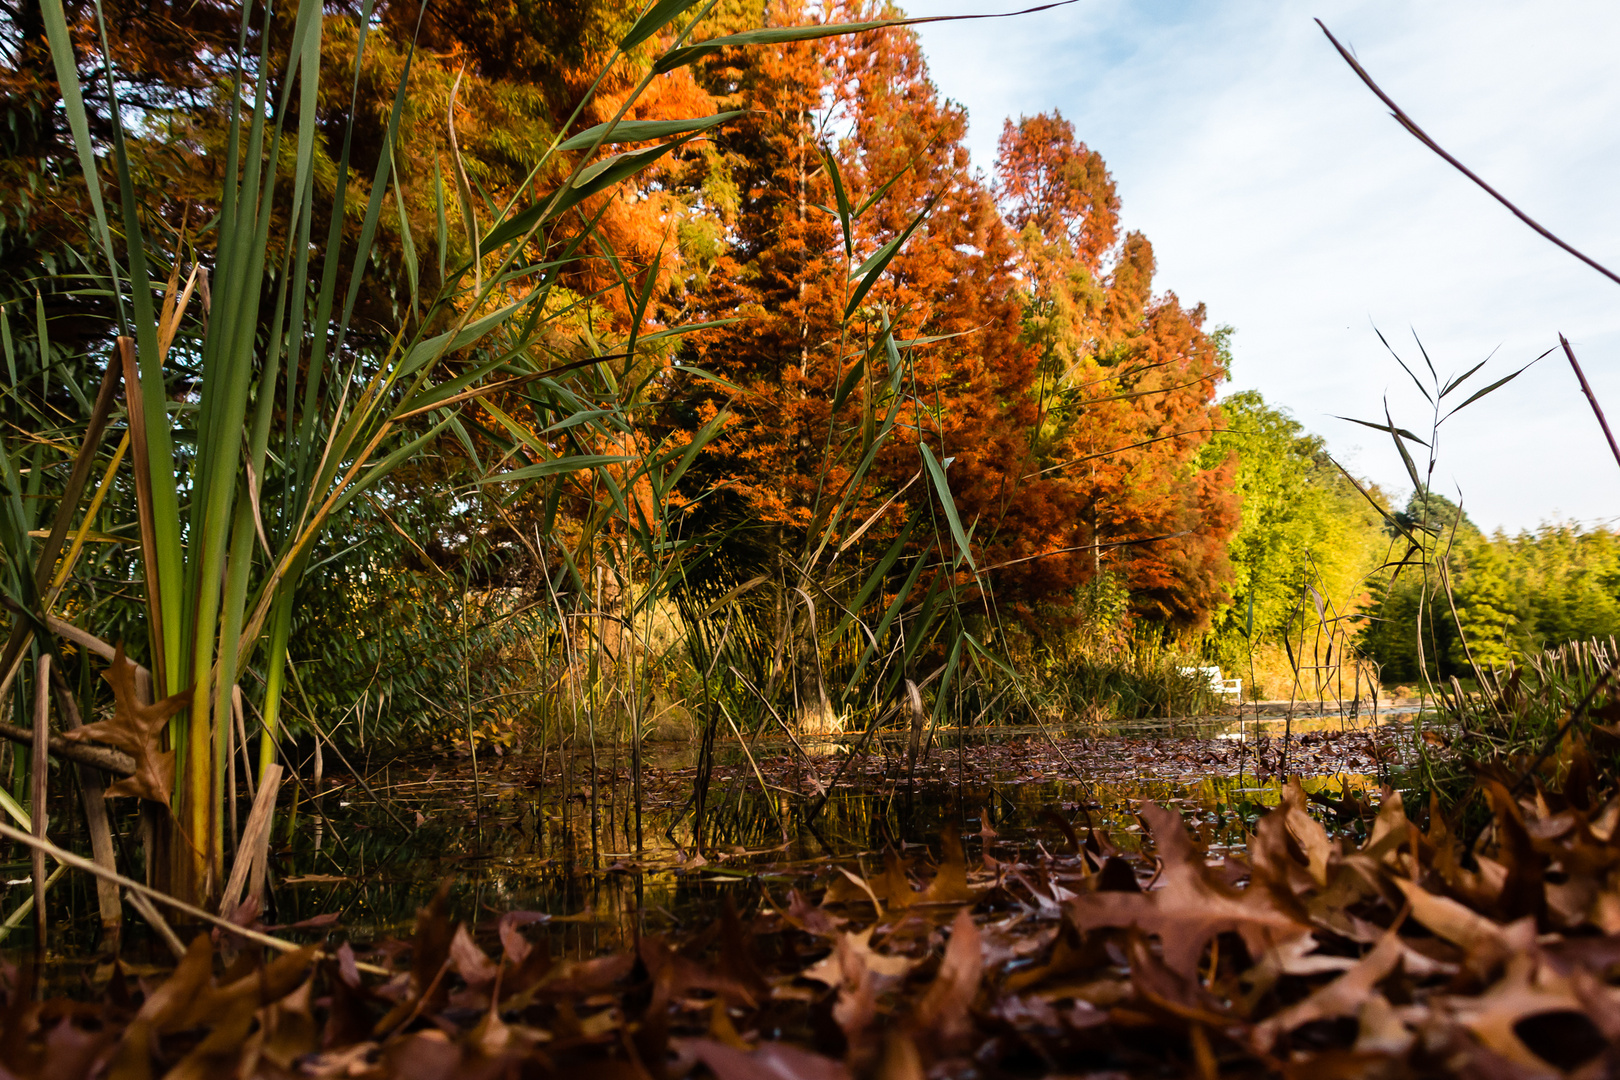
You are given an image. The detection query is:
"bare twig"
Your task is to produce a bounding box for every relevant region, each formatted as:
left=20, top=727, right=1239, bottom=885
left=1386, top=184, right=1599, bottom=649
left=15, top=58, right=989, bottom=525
left=1558, top=334, right=1620, bottom=471
left=1318, top=21, right=1620, bottom=289
left=0, top=717, right=136, bottom=775
left=124, top=889, right=186, bottom=960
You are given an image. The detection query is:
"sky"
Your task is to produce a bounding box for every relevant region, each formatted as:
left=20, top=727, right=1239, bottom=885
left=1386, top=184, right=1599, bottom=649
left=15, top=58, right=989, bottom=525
left=903, top=0, right=1620, bottom=534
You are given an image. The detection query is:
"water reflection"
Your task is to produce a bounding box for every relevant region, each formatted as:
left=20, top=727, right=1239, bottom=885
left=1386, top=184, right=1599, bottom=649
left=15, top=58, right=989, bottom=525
left=7, top=716, right=1413, bottom=984
left=263, top=721, right=1398, bottom=955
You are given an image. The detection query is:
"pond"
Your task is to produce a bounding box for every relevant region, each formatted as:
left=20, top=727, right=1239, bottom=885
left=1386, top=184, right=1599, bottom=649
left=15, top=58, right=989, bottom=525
left=3, top=707, right=1428, bottom=987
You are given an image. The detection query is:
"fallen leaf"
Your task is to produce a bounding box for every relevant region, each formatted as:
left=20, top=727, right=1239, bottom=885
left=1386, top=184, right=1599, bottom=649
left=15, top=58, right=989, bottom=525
left=801, top=929, right=915, bottom=988
left=677, top=1037, right=850, bottom=1080
left=64, top=645, right=190, bottom=802
left=1068, top=801, right=1309, bottom=978
left=910, top=907, right=981, bottom=1048
left=1253, top=916, right=1406, bottom=1051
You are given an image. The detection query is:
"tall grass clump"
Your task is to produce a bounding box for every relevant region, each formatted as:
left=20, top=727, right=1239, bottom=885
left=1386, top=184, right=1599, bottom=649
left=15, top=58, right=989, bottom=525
left=999, top=578, right=1221, bottom=724
left=0, top=0, right=1073, bottom=918
left=0, top=0, right=769, bottom=903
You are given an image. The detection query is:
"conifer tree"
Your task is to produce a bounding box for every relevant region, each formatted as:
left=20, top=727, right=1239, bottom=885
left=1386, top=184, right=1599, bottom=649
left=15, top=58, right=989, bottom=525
left=995, top=110, right=1240, bottom=630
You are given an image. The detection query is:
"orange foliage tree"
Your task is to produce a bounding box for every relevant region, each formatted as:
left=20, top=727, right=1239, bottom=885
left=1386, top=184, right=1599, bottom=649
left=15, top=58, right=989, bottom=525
left=679, top=9, right=1236, bottom=665
left=671, top=2, right=1114, bottom=726
left=996, top=111, right=1238, bottom=631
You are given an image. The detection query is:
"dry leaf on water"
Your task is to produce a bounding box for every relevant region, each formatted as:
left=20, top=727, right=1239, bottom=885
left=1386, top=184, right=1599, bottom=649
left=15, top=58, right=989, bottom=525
left=64, top=645, right=190, bottom=802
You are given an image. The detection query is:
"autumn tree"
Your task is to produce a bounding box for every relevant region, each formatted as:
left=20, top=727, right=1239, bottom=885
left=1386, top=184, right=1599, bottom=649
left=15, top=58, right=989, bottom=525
left=995, top=110, right=1240, bottom=631
left=0, top=0, right=248, bottom=361
left=829, top=8, right=1090, bottom=610
left=675, top=1, right=1097, bottom=728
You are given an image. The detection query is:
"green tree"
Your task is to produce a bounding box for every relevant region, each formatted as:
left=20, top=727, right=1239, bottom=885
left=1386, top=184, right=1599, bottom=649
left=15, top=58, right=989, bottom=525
left=1205, top=388, right=1386, bottom=667
left=1360, top=513, right=1620, bottom=681
left=1448, top=539, right=1516, bottom=671
left=1395, top=490, right=1473, bottom=540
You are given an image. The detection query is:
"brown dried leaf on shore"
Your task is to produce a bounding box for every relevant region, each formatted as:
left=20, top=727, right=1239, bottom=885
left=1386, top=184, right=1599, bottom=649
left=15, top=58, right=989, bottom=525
left=781, top=888, right=845, bottom=939
left=1452, top=952, right=1599, bottom=1072
left=1068, top=800, right=1309, bottom=978
left=801, top=928, right=915, bottom=989
left=1122, top=931, right=1236, bottom=1029
left=678, top=1037, right=851, bottom=1080
left=920, top=827, right=977, bottom=905
left=1251, top=916, right=1406, bottom=1051
left=909, top=908, right=981, bottom=1049
left=1392, top=877, right=1520, bottom=956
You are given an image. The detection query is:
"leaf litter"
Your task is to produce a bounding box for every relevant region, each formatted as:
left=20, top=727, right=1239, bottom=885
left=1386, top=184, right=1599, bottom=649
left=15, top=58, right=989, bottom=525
left=9, top=739, right=1620, bottom=1077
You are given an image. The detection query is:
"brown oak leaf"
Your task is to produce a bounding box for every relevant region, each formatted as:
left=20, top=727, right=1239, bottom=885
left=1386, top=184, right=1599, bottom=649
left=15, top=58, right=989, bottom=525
left=63, top=644, right=189, bottom=802
left=910, top=907, right=982, bottom=1049
left=1066, top=801, right=1309, bottom=979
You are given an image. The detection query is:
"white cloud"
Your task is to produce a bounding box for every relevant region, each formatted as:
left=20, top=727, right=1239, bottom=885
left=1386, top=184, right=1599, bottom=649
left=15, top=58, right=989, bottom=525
left=905, top=0, right=1620, bottom=532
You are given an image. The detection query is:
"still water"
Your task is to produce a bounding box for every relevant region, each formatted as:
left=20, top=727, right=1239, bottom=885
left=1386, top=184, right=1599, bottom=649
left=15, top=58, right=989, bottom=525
left=3, top=710, right=1423, bottom=984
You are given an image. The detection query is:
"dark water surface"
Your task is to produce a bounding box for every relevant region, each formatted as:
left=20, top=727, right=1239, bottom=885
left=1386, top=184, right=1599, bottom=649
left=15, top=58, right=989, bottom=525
left=4, top=713, right=1417, bottom=987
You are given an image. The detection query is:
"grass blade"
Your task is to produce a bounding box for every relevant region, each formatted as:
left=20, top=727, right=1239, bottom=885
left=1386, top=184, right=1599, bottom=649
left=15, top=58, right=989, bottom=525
left=558, top=111, right=743, bottom=151
left=920, top=443, right=975, bottom=571
left=621, top=0, right=706, bottom=51
left=846, top=193, right=938, bottom=317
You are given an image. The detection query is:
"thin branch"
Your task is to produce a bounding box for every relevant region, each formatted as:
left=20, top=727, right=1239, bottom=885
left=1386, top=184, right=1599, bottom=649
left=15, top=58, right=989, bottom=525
left=0, top=718, right=136, bottom=776
left=1559, top=334, right=1620, bottom=471
left=1318, top=20, right=1620, bottom=289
